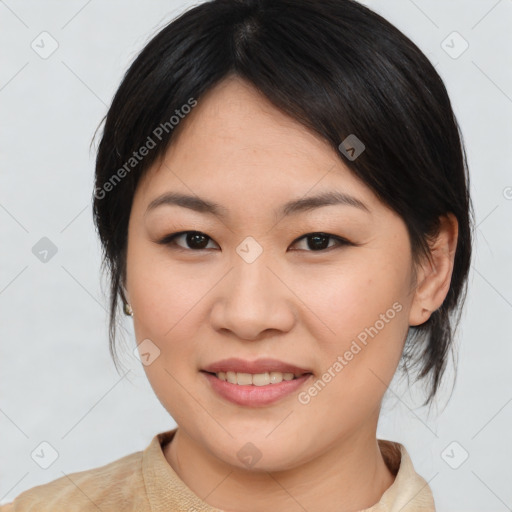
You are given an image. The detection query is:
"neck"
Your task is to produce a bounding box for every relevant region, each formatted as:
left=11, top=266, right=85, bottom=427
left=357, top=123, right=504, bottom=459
left=163, top=426, right=396, bottom=512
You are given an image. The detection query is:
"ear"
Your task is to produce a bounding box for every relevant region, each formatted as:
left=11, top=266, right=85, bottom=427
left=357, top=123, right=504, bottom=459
left=408, top=213, right=459, bottom=327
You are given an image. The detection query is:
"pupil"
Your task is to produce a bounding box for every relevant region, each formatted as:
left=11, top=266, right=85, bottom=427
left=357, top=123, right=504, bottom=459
left=308, top=234, right=329, bottom=250
left=188, top=232, right=208, bottom=249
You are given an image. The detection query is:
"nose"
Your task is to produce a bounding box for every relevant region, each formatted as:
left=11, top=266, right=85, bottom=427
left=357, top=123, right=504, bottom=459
left=210, top=254, right=297, bottom=340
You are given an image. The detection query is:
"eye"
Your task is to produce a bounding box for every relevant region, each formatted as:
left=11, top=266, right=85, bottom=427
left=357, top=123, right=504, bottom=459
left=157, top=230, right=352, bottom=253
left=290, top=232, right=352, bottom=252
left=157, top=231, right=219, bottom=251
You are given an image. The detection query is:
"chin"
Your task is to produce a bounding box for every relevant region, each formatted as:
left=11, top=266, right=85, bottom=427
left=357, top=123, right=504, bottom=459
left=203, top=428, right=306, bottom=472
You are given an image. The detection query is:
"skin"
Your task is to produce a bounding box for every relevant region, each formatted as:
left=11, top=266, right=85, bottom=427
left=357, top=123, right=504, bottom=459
left=124, top=75, right=458, bottom=512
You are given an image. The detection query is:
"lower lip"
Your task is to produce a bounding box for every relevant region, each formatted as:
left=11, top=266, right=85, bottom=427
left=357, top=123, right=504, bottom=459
left=201, top=371, right=312, bottom=407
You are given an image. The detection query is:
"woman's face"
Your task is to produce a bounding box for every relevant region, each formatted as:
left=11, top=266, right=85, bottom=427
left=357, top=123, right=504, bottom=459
left=125, top=76, right=418, bottom=471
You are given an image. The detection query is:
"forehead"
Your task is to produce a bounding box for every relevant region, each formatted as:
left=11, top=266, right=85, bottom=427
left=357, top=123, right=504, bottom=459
left=168, top=76, right=336, bottom=170
left=135, top=76, right=377, bottom=212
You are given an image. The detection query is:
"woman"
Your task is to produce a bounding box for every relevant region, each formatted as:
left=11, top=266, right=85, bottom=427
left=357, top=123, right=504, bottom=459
left=1, top=0, right=473, bottom=510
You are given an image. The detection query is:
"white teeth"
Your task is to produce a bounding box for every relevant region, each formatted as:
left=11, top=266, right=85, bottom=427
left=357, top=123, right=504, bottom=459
left=215, top=371, right=300, bottom=385
left=237, top=372, right=253, bottom=385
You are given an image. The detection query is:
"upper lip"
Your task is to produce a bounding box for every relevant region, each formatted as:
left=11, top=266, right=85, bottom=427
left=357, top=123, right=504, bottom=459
left=202, top=358, right=312, bottom=375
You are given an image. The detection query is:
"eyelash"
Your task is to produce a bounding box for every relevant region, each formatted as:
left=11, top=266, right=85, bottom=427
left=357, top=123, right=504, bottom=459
left=157, top=230, right=353, bottom=253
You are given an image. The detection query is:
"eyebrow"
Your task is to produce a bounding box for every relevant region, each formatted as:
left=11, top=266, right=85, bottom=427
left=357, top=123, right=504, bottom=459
left=145, top=190, right=371, bottom=219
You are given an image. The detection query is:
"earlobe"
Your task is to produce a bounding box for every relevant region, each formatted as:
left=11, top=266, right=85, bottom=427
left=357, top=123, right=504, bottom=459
left=123, top=302, right=134, bottom=317
left=408, top=213, right=458, bottom=327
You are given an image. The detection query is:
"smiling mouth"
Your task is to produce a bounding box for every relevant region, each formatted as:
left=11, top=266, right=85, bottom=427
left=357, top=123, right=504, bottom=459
left=202, top=370, right=312, bottom=386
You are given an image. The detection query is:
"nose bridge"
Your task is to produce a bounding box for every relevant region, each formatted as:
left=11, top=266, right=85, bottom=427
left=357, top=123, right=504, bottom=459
left=210, top=245, right=296, bottom=339
left=234, top=248, right=273, bottom=299
left=230, top=233, right=277, bottom=299
left=230, top=247, right=277, bottom=314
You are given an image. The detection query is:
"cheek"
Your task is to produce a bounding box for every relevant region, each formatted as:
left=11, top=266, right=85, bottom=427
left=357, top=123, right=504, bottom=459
left=296, top=256, right=410, bottom=398
left=126, top=247, right=211, bottom=419
left=295, top=256, right=406, bottom=337
left=126, top=240, right=219, bottom=372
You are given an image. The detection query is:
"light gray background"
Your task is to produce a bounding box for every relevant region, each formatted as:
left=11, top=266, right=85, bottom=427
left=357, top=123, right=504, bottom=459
left=1, top=1, right=511, bottom=510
